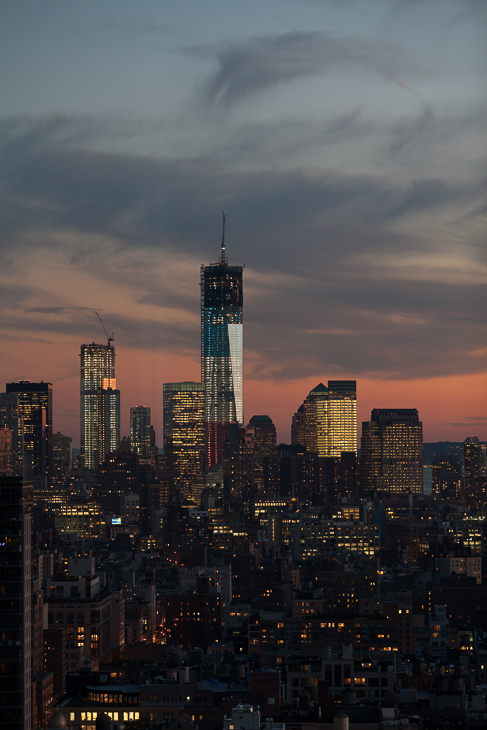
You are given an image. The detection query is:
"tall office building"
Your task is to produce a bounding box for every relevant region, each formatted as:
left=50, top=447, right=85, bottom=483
left=80, top=342, right=119, bottom=469
left=327, top=380, right=357, bottom=456
left=6, top=381, right=52, bottom=477
left=0, top=475, right=33, bottom=730
left=201, top=216, right=243, bottom=468
left=163, top=382, right=205, bottom=496
left=360, top=408, right=423, bottom=494
left=130, top=406, right=152, bottom=463
left=245, top=415, right=277, bottom=491
left=292, top=380, right=357, bottom=457
left=0, top=392, right=24, bottom=477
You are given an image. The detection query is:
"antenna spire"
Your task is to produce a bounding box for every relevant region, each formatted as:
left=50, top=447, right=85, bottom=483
left=221, top=211, right=226, bottom=265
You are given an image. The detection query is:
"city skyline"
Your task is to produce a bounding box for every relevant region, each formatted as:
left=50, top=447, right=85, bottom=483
left=0, top=1, right=485, bottom=446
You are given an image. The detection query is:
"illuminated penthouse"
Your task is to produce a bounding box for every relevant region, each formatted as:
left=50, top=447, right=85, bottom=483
left=163, top=382, right=205, bottom=495
left=361, top=408, right=423, bottom=494
left=80, top=342, right=119, bottom=469
left=201, top=213, right=243, bottom=468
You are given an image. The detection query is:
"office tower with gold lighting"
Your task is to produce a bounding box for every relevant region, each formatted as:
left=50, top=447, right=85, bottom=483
left=201, top=215, right=243, bottom=468
left=163, top=382, right=205, bottom=496
left=6, top=380, right=52, bottom=477
left=360, top=408, right=423, bottom=494
left=292, top=380, right=357, bottom=458
left=130, top=406, right=152, bottom=464
left=80, top=342, right=119, bottom=469
left=327, top=380, right=357, bottom=456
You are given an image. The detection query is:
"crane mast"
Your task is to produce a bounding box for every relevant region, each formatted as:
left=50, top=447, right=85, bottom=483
left=95, top=311, right=114, bottom=348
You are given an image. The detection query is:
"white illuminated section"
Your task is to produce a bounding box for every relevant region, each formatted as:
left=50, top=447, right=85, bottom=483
left=228, top=323, right=243, bottom=425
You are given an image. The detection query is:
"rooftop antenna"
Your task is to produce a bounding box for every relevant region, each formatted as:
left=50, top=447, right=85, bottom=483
left=221, top=210, right=226, bottom=265
left=95, top=311, right=114, bottom=348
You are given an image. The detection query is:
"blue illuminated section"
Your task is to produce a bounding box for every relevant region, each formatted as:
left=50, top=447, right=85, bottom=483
left=201, top=258, right=243, bottom=468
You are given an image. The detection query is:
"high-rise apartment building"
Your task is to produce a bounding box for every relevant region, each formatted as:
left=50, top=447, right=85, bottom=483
left=163, top=382, right=205, bottom=496
left=201, top=219, right=243, bottom=468
left=6, top=381, right=52, bottom=477
left=360, top=408, right=423, bottom=494
left=0, top=475, right=33, bottom=730
left=130, top=406, right=152, bottom=463
left=80, top=342, right=119, bottom=469
left=292, top=380, right=357, bottom=458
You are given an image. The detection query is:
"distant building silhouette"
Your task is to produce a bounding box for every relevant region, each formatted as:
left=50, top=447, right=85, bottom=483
left=130, top=406, right=152, bottom=464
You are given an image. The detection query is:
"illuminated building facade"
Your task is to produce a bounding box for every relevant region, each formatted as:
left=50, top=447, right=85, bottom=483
left=0, top=392, right=24, bottom=477
left=292, top=380, right=357, bottom=458
left=327, top=380, right=357, bottom=456
left=201, top=228, right=243, bottom=468
left=130, top=406, right=152, bottom=463
left=6, top=381, right=52, bottom=477
left=360, top=408, right=423, bottom=494
left=163, top=382, right=205, bottom=495
left=80, top=342, right=119, bottom=469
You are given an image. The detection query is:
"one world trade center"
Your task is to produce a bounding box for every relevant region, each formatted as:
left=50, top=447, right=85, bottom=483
left=201, top=213, right=243, bottom=468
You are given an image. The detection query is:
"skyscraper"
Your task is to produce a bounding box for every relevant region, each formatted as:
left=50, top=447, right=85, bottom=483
left=245, top=415, right=277, bottom=491
left=6, top=381, right=52, bottom=477
left=360, top=408, right=423, bottom=494
left=130, top=406, right=152, bottom=463
left=80, top=342, right=119, bottom=469
left=0, top=392, right=24, bottom=477
left=292, top=380, right=357, bottom=458
left=327, top=380, right=357, bottom=456
left=201, top=215, right=243, bottom=468
left=163, top=382, right=205, bottom=496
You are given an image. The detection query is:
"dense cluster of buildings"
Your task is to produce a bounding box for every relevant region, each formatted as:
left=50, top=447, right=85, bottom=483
left=1, top=235, right=487, bottom=729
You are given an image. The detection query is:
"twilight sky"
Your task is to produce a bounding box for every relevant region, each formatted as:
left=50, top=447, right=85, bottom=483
left=1, top=0, right=486, bottom=447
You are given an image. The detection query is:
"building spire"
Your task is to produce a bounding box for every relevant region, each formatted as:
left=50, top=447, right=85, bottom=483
left=221, top=210, right=226, bottom=265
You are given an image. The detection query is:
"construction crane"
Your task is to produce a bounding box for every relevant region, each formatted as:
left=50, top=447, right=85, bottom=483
left=95, top=312, right=114, bottom=348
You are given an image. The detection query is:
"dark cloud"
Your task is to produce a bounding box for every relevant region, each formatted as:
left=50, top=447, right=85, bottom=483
left=0, top=113, right=485, bottom=384
left=27, top=306, right=94, bottom=315
left=389, top=103, right=487, bottom=159
left=194, top=30, right=428, bottom=107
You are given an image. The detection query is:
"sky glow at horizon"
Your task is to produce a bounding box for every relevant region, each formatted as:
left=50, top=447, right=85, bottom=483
left=0, top=0, right=486, bottom=447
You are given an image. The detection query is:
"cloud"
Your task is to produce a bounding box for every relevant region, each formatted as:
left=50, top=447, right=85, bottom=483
left=195, top=30, right=428, bottom=108
left=0, top=112, right=485, bottom=387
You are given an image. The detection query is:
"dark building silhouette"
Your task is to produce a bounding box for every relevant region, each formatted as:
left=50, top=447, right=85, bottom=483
left=246, top=415, right=277, bottom=491
left=0, top=476, right=33, bottom=730
left=432, top=453, right=462, bottom=500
